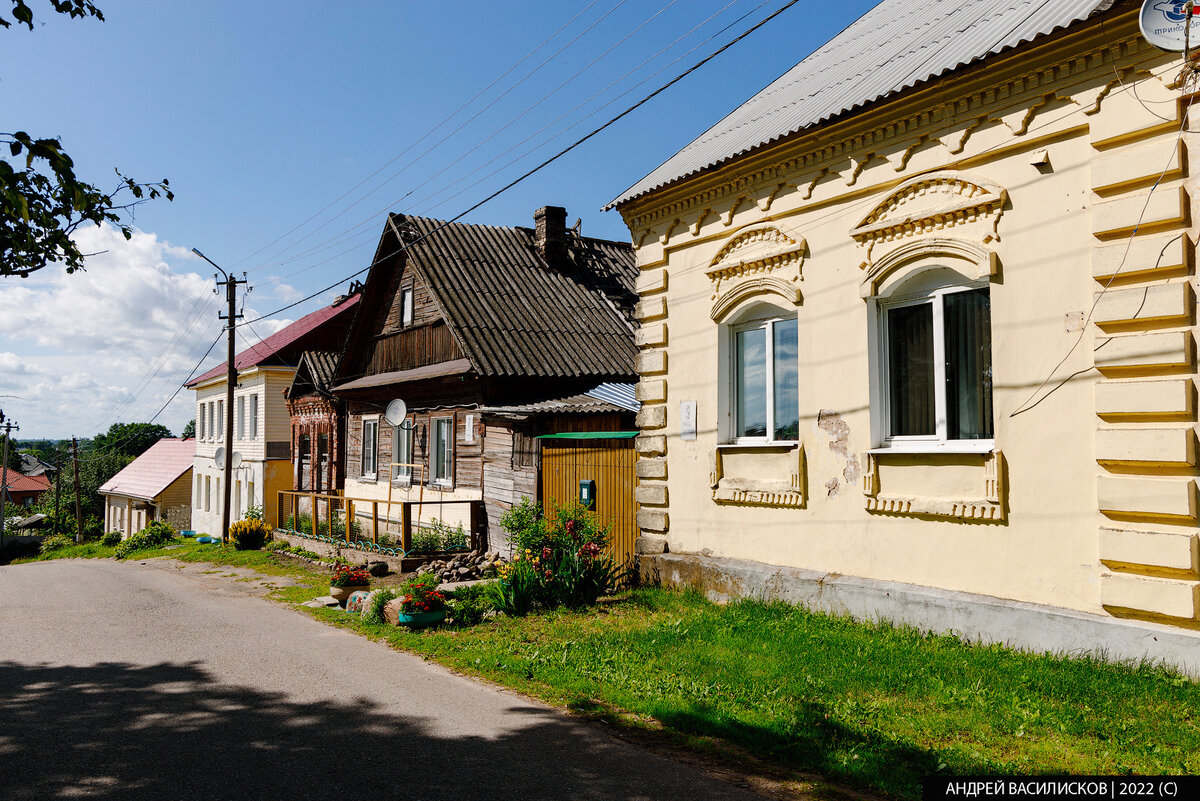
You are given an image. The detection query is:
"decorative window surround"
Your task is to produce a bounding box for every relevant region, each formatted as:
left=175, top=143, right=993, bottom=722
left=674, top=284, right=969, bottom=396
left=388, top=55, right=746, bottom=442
left=861, top=449, right=1005, bottom=521
left=707, top=224, right=806, bottom=321
left=851, top=171, right=1005, bottom=298
left=710, top=443, right=806, bottom=508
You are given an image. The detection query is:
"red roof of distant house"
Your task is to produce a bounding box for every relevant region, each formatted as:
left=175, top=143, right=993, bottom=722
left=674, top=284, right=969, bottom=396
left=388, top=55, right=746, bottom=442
left=186, top=294, right=360, bottom=387
left=3, top=472, right=51, bottom=494
left=98, top=438, right=196, bottom=501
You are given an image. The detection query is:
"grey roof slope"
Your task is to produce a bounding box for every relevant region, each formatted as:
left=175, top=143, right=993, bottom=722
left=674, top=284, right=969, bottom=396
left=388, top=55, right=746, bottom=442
left=611, top=0, right=1114, bottom=208
left=393, top=214, right=638, bottom=380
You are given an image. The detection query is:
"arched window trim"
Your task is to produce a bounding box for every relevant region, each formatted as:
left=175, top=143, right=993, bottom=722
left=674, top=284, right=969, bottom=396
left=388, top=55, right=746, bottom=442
left=866, top=251, right=997, bottom=455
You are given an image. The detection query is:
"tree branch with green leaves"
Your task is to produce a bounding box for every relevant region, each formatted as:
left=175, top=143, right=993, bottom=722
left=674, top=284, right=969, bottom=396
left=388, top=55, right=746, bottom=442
left=1, top=2, right=173, bottom=278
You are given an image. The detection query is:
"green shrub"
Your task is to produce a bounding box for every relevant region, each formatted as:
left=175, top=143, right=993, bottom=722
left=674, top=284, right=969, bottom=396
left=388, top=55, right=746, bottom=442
left=264, top=539, right=285, bottom=551
left=229, top=518, right=270, bottom=551
left=409, top=527, right=441, bottom=555
left=100, top=531, right=122, bottom=547
left=362, top=589, right=399, bottom=625
left=446, top=583, right=494, bottom=627
left=244, top=504, right=264, bottom=521
left=283, top=511, right=361, bottom=538
left=113, top=520, right=177, bottom=559
left=491, top=500, right=626, bottom=615
left=39, top=534, right=74, bottom=554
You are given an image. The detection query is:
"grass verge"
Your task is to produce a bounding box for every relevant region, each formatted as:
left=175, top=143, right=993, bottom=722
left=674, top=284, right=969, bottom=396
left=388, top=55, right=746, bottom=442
left=302, top=587, right=1199, bottom=800
left=12, top=542, right=1198, bottom=798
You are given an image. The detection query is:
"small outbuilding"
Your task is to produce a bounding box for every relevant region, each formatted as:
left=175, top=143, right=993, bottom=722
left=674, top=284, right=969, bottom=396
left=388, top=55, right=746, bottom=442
left=99, top=438, right=196, bottom=537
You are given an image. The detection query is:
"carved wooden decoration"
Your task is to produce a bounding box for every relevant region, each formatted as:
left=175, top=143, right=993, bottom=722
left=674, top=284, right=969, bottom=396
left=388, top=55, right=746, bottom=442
left=707, top=223, right=807, bottom=321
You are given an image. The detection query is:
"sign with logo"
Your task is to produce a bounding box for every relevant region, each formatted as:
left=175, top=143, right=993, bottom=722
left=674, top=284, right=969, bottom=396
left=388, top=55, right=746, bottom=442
left=1140, top=0, right=1200, bottom=51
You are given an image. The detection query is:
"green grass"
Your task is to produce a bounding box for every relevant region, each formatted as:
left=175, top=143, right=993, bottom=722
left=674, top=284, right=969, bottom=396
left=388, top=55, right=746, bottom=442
left=12, top=539, right=1198, bottom=798
left=304, top=587, right=1200, bottom=799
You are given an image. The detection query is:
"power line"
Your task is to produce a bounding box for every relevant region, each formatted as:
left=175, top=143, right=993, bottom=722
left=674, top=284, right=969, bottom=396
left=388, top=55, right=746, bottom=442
left=236, top=0, right=805, bottom=330
left=244, top=0, right=635, bottom=273
left=263, top=0, right=758, bottom=275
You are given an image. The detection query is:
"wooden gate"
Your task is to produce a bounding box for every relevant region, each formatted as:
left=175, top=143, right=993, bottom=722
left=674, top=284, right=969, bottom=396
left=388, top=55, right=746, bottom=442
left=539, top=433, right=637, bottom=566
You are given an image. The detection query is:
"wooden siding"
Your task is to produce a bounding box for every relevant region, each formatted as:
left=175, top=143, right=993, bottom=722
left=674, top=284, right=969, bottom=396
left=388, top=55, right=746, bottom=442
left=379, top=266, right=441, bottom=334
left=541, top=439, right=636, bottom=566
left=346, top=408, right=483, bottom=491
left=366, top=322, right=461, bottom=374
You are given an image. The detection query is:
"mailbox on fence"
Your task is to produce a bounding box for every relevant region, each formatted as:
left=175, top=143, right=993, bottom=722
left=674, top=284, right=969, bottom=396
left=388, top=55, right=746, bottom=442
left=578, top=479, right=596, bottom=509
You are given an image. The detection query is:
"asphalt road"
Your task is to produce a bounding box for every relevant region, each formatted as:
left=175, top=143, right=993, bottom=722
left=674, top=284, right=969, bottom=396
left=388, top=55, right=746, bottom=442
left=0, top=558, right=759, bottom=801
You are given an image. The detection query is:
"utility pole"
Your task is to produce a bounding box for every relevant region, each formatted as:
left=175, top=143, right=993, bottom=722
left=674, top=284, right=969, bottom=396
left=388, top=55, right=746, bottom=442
left=72, top=438, right=83, bottom=544
left=192, top=248, right=245, bottom=545
left=0, top=410, right=17, bottom=554
left=53, top=450, right=62, bottom=535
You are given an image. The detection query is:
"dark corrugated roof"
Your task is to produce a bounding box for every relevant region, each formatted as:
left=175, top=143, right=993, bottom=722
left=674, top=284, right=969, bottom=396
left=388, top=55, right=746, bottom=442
left=395, top=214, right=638, bottom=380
left=303, top=351, right=339, bottom=388
left=610, top=0, right=1114, bottom=208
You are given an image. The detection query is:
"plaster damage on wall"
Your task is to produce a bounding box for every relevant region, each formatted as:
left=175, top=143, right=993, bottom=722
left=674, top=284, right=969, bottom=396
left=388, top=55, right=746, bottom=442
left=818, top=410, right=860, bottom=494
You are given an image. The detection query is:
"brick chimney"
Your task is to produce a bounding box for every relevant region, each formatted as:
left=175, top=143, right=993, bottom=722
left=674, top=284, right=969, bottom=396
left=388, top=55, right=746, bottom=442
left=534, top=205, right=568, bottom=268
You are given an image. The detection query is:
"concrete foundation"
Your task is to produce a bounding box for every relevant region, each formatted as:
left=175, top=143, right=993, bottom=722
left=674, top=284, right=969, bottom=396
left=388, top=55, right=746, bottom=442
left=640, top=552, right=1200, bottom=678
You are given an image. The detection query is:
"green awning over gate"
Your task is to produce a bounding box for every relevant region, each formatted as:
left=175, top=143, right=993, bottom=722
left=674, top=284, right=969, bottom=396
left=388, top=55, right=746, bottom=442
left=537, top=431, right=638, bottom=440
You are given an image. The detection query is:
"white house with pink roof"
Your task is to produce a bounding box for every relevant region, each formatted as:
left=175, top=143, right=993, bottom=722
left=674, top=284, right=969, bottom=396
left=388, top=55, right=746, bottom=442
left=99, top=438, right=196, bottom=537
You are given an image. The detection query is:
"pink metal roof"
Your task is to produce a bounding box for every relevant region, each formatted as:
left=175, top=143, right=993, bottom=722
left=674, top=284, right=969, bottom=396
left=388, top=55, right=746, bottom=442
left=187, top=294, right=360, bottom=387
left=98, top=438, right=196, bottom=501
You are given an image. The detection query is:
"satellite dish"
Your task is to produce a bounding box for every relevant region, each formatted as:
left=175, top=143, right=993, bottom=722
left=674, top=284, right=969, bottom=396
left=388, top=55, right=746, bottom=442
left=214, top=447, right=225, bottom=469
left=1140, top=0, right=1200, bottom=51
left=230, top=452, right=243, bottom=469
left=385, top=398, right=408, bottom=427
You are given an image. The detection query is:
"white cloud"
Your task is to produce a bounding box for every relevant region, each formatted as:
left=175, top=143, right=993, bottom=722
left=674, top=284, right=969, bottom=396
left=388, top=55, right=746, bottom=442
left=0, top=224, right=222, bottom=438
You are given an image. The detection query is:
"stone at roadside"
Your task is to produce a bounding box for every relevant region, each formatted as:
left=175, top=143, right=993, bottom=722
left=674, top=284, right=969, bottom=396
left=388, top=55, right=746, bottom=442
left=383, top=598, right=405, bottom=626
left=457, top=567, right=471, bottom=576
left=367, top=560, right=388, bottom=577
left=301, top=596, right=342, bottom=608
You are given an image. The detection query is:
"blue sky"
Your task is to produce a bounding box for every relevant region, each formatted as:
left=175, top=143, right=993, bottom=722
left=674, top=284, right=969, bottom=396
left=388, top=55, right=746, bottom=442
left=1, top=0, right=870, bottom=439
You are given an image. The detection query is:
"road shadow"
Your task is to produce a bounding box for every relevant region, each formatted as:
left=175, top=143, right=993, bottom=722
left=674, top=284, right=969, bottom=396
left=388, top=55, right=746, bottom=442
left=0, top=660, right=754, bottom=801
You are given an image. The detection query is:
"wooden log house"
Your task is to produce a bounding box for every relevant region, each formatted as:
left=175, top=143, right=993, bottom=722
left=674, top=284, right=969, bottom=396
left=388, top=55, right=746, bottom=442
left=329, top=206, right=639, bottom=555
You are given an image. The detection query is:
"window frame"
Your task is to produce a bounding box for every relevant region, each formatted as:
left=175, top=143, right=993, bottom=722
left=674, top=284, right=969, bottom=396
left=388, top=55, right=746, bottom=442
left=728, top=314, right=799, bottom=446
left=361, top=416, right=380, bottom=480
left=400, top=283, right=414, bottom=327
left=430, top=415, right=454, bottom=487
left=249, top=394, right=259, bottom=440
left=871, top=274, right=994, bottom=454
left=392, top=423, right=413, bottom=485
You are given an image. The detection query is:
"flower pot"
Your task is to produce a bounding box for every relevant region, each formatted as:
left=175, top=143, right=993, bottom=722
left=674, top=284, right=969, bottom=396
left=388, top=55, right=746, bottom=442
left=382, top=603, right=446, bottom=627
left=329, top=584, right=368, bottom=604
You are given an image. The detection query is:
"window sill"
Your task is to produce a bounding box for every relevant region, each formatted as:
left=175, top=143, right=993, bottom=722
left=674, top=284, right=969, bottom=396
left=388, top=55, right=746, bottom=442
left=869, top=440, right=994, bottom=455
left=717, top=441, right=799, bottom=451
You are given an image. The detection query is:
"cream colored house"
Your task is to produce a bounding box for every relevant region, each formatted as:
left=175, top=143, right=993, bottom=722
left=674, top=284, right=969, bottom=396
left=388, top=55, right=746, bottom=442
left=186, top=293, right=359, bottom=535
left=611, top=1, right=1200, bottom=657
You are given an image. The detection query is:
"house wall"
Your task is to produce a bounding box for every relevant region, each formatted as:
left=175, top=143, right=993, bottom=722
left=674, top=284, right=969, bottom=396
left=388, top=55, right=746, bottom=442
left=618, top=13, right=1199, bottom=629
left=192, top=366, right=294, bottom=534
left=157, top=470, right=193, bottom=532
left=343, top=406, right=484, bottom=535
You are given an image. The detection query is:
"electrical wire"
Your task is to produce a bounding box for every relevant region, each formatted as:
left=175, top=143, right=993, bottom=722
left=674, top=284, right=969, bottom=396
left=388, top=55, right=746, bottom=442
left=1008, top=101, right=1190, bottom=418
left=245, top=0, right=637, bottom=272
left=229, top=0, right=612, bottom=273
left=236, top=0, right=806, bottom=329
left=266, top=0, right=758, bottom=273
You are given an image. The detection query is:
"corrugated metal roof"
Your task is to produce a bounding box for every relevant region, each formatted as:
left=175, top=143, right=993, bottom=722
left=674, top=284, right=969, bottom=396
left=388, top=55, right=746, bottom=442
left=584, top=382, right=640, bottom=412
left=98, top=438, right=195, bottom=502
left=187, top=294, right=360, bottom=387
left=610, top=0, right=1113, bottom=208
left=395, top=214, right=638, bottom=380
